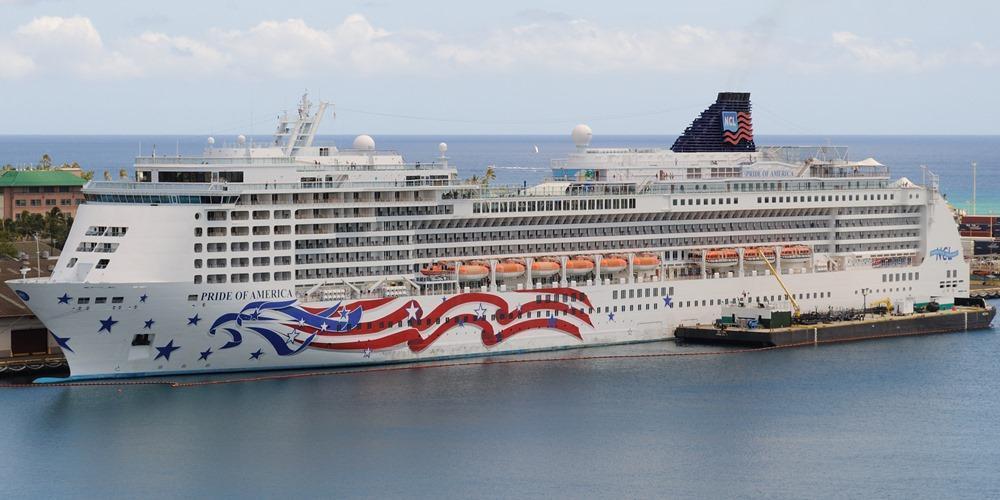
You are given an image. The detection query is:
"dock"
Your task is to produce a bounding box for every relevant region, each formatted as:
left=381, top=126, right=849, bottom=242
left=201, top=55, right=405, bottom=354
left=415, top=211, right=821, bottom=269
left=676, top=306, right=996, bottom=347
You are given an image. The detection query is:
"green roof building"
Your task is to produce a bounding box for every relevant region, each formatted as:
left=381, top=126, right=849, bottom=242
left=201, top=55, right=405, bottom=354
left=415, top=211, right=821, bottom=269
left=0, top=169, right=87, bottom=219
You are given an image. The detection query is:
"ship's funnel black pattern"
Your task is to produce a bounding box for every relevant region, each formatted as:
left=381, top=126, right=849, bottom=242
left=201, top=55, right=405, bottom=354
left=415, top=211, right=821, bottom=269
left=670, top=92, right=756, bottom=153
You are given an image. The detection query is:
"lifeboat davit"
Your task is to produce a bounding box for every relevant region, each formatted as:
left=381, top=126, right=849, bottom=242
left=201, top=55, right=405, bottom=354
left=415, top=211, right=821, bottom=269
left=494, top=260, right=526, bottom=279
left=531, top=258, right=561, bottom=278
left=632, top=253, right=660, bottom=271
left=565, top=256, right=595, bottom=276
left=703, top=249, right=740, bottom=268
left=780, top=245, right=812, bottom=262
left=599, top=256, right=627, bottom=274
left=743, top=247, right=776, bottom=265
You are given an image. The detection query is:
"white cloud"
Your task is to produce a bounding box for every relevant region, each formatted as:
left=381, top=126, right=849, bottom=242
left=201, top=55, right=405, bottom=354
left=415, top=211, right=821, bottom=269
left=0, top=14, right=997, bottom=81
left=13, top=15, right=139, bottom=78
left=831, top=31, right=943, bottom=72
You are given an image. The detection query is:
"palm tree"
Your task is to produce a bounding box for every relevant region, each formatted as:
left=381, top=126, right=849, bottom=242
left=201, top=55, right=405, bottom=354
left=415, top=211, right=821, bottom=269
left=39, top=154, right=52, bottom=170
left=43, top=207, right=66, bottom=248
left=81, top=170, right=94, bottom=181
left=482, top=165, right=496, bottom=187
left=119, top=168, right=128, bottom=179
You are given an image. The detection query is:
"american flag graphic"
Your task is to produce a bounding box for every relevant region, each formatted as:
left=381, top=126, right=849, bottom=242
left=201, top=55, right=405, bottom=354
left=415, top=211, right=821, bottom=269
left=208, top=288, right=593, bottom=356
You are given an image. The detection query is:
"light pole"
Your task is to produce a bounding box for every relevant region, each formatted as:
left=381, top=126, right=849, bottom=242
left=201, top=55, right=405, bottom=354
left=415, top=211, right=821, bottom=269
left=861, top=287, right=870, bottom=319
left=972, top=161, right=977, bottom=215
left=32, top=233, right=40, bottom=278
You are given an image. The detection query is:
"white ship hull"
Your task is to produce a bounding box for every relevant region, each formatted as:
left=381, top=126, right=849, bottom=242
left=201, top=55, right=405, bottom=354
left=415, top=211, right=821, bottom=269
left=9, top=259, right=963, bottom=380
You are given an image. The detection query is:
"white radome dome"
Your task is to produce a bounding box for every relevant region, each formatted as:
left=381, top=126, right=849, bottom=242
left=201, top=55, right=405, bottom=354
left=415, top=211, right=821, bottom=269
left=571, top=124, right=592, bottom=147
left=207, top=136, right=215, bottom=145
left=353, top=134, right=375, bottom=150
left=438, top=142, right=448, bottom=154
left=237, top=134, right=246, bottom=145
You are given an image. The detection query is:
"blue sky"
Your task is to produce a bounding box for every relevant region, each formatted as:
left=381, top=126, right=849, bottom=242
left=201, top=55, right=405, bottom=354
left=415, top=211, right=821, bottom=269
left=1, top=0, right=998, bottom=135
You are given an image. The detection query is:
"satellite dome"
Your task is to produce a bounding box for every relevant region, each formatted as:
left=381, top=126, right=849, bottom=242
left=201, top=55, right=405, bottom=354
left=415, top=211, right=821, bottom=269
left=438, top=142, right=448, bottom=154
left=207, top=136, right=215, bottom=145
left=571, top=124, right=592, bottom=147
left=353, top=134, right=375, bottom=150
left=237, top=134, right=246, bottom=145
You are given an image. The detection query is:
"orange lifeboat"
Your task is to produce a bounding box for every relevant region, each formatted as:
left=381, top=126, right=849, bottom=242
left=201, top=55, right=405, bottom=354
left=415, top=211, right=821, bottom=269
left=494, top=260, right=526, bottom=279
left=420, top=261, right=489, bottom=281
left=704, top=248, right=739, bottom=268
left=565, top=256, right=596, bottom=276
left=599, top=255, right=627, bottom=274
left=420, top=261, right=455, bottom=277
left=743, top=247, right=776, bottom=266
left=632, top=253, right=660, bottom=271
left=530, top=258, right=561, bottom=278
left=458, top=263, right=490, bottom=281
left=780, top=245, right=812, bottom=262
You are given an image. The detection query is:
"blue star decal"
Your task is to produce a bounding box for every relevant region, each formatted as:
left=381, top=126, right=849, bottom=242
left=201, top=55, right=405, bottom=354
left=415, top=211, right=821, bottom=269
left=607, top=311, right=615, bottom=321
left=547, top=315, right=558, bottom=328
left=57, top=293, right=72, bottom=304
left=143, top=319, right=155, bottom=329
left=198, top=348, right=213, bottom=361
left=187, top=314, right=201, bottom=326
left=154, top=340, right=180, bottom=361
left=139, top=293, right=149, bottom=303
left=457, top=317, right=465, bottom=327
left=249, top=348, right=264, bottom=360
left=441, top=296, right=448, bottom=302
left=663, top=295, right=673, bottom=308
left=51, top=332, right=73, bottom=353
left=98, top=316, right=118, bottom=333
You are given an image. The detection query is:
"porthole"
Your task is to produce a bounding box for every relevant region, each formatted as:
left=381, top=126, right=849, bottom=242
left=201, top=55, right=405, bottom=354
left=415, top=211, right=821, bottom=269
left=195, top=213, right=201, bottom=220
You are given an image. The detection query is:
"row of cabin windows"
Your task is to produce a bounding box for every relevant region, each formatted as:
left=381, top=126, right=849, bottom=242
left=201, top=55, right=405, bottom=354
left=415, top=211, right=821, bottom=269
left=195, top=226, right=292, bottom=237
left=882, top=271, right=920, bottom=283
left=757, top=193, right=895, bottom=204
left=195, top=271, right=292, bottom=284
left=473, top=198, right=636, bottom=214
left=195, top=241, right=292, bottom=252
left=203, top=210, right=291, bottom=221
left=85, top=226, right=128, bottom=237
left=670, top=291, right=833, bottom=309
left=612, top=287, right=675, bottom=300
left=673, top=197, right=738, bottom=206
left=194, top=256, right=291, bottom=268
left=75, top=296, right=125, bottom=305
left=75, top=242, right=119, bottom=252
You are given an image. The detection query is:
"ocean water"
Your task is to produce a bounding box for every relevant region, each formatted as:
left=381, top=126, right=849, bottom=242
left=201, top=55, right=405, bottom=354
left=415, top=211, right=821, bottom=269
left=0, top=135, right=999, bottom=498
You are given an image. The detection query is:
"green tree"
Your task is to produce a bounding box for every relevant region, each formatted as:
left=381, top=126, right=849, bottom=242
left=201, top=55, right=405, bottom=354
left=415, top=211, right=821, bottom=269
left=43, top=207, right=67, bottom=248
left=81, top=170, right=94, bottom=181
left=482, top=165, right=496, bottom=187
left=39, top=154, right=52, bottom=170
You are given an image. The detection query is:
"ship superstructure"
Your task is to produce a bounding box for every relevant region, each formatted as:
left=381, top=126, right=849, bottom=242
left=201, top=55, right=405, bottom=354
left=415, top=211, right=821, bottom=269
left=8, top=92, right=969, bottom=379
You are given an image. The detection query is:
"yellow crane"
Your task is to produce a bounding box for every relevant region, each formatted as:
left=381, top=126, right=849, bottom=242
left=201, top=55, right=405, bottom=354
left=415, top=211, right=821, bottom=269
left=757, top=247, right=802, bottom=317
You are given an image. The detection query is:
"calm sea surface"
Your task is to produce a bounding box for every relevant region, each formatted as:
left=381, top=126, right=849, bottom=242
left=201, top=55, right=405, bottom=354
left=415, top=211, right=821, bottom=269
left=0, top=135, right=999, bottom=499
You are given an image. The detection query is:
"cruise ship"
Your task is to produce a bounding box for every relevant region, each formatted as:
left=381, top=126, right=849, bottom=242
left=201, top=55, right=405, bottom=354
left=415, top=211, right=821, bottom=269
left=8, top=92, right=969, bottom=380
